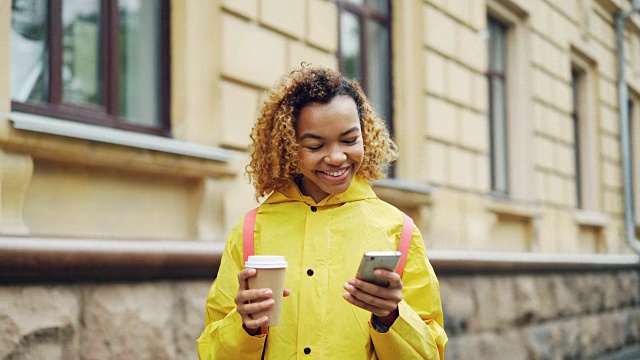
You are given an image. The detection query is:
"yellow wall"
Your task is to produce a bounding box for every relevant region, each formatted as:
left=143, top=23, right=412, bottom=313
left=1, top=0, right=639, bottom=254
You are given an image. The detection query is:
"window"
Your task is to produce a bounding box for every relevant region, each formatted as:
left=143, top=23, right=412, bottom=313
left=630, top=91, right=640, bottom=228
left=571, top=68, right=583, bottom=208
left=337, top=0, right=392, bottom=134
left=10, top=0, right=170, bottom=135
left=486, top=16, right=508, bottom=195
left=570, top=48, right=600, bottom=212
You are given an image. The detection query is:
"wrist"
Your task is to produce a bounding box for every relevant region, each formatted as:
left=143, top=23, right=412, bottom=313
left=374, top=308, right=399, bottom=327
left=243, top=324, right=263, bottom=336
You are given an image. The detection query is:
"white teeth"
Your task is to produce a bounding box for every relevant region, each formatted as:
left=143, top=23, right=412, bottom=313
left=322, top=168, right=347, bottom=177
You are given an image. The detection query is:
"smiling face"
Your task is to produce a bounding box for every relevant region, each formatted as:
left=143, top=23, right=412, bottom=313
left=295, top=95, right=364, bottom=203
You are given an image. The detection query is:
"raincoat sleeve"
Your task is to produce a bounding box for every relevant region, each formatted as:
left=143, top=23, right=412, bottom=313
left=196, top=224, right=267, bottom=360
left=370, top=226, right=448, bottom=359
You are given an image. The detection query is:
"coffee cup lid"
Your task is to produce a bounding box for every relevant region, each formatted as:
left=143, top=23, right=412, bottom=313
left=245, top=255, right=288, bottom=268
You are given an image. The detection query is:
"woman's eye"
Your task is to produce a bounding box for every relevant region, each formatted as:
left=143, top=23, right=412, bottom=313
left=343, top=137, right=359, bottom=144
left=307, top=145, right=323, bottom=151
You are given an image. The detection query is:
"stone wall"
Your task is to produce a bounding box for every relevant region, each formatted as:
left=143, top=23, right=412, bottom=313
left=2, top=269, right=639, bottom=359
left=442, top=270, right=640, bottom=359
left=0, top=281, right=211, bottom=360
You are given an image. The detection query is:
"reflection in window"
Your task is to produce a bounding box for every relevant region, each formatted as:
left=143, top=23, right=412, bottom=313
left=10, top=0, right=169, bottom=134
left=10, top=0, right=49, bottom=103
left=62, top=0, right=102, bottom=107
left=338, top=0, right=392, bottom=133
left=487, top=16, right=508, bottom=195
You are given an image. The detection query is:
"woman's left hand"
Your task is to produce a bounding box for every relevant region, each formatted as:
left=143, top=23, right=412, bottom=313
left=343, top=269, right=402, bottom=325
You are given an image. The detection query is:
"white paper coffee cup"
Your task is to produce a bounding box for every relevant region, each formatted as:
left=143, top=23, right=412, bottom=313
left=245, top=255, right=287, bottom=326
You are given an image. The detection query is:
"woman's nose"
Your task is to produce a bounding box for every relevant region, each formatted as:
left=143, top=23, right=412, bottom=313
left=324, top=147, right=347, bottom=164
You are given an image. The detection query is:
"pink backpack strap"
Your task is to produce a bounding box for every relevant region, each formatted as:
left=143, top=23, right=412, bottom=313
left=395, top=213, right=414, bottom=277
left=243, top=207, right=259, bottom=263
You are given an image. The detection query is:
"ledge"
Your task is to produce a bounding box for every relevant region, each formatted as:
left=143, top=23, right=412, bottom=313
left=2, top=237, right=639, bottom=283
left=427, top=249, right=640, bottom=274
left=6, top=112, right=239, bottom=162
left=485, top=196, right=543, bottom=221
left=574, top=209, right=611, bottom=228
left=372, top=178, right=435, bottom=207
left=0, top=237, right=224, bottom=283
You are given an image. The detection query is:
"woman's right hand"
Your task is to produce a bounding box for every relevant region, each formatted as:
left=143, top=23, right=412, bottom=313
left=235, top=268, right=290, bottom=335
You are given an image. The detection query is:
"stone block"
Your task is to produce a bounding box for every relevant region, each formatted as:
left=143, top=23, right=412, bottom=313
left=424, top=50, right=447, bottom=96
left=450, top=148, right=474, bottom=190
left=439, top=277, right=475, bottom=336
left=554, top=143, right=575, bottom=176
left=551, top=275, right=582, bottom=317
left=222, top=0, right=258, bottom=19
left=459, top=109, right=488, bottom=153
left=523, top=323, right=564, bottom=360
left=469, top=276, right=517, bottom=331
left=448, top=330, right=528, bottom=360
left=443, top=0, right=471, bottom=25
left=260, top=0, right=305, bottom=39
left=425, top=96, right=457, bottom=143
left=604, top=190, right=623, bottom=215
left=533, top=69, right=553, bottom=105
left=599, top=77, right=618, bottom=108
left=627, top=308, right=640, bottom=343
left=603, top=161, right=621, bottom=188
left=446, top=62, right=472, bottom=106
left=457, top=26, right=485, bottom=72
left=558, top=318, right=582, bottom=359
left=468, top=0, right=485, bottom=31
left=534, top=137, right=553, bottom=170
left=173, top=281, right=212, bottom=359
left=307, top=0, right=338, bottom=53
left=471, top=72, right=487, bottom=113
left=222, top=14, right=287, bottom=89
left=429, top=190, right=464, bottom=248
left=425, top=140, right=449, bottom=185
left=618, top=271, right=640, bottom=307
left=80, top=283, right=176, bottom=360
left=601, top=107, right=619, bottom=135
left=288, top=41, right=337, bottom=70
left=473, top=153, right=490, bottom=192
left=580, top=314, right=609, bottom=358
left=601, top=310, right=628, bottom=351
left=0, top=286, right=80, bottom=359
left=423, top=4, right=456, bottom=57
left=220, top=80, right=260, bottom=149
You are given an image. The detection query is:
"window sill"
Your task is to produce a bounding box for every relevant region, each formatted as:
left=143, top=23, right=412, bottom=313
left=7, top=112, right=238, bottom=162
left=372, top=178, right=435, bottom=207
left=573, top=209, right=610, bottom=228
left=3, top=112, right=240, bottom=178
left=485, top=197, right=542, bottom=221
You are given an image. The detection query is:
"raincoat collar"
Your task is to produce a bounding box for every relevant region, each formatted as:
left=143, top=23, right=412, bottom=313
left=264, top=177, right=378, bottom=206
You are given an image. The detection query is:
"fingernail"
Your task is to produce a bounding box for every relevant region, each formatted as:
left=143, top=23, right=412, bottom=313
left=348, top=279, right=357, bottom=285
left=264, top=289, right=272, bottom=296
left=344, top=284, right=353, bottom=291
left=375, top=270, right=382, bottom=275
left=343, top=293, right=349, bottom=300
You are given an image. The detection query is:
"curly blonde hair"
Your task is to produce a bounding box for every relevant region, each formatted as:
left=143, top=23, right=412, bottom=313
left=246, top=66, right=398, bottom=199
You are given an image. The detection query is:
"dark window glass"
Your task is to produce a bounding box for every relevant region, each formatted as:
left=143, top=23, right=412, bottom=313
left=10, top=0, right=170, bottom=135
left=571, top=69, right=583, bottom=208
left=487, top=16, right=508, bottom=195
left=338, top=0, right=392, bottom=134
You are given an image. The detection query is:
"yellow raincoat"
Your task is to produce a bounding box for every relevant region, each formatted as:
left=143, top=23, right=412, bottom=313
left=196, top=177, right=447, bottom=359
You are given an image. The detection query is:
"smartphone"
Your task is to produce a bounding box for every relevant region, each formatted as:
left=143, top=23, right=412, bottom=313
left=356, top=251, right=401, bottom=287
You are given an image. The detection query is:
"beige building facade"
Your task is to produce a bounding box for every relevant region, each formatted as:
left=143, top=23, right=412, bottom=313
left=2, top=0, right=640, bottom=359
